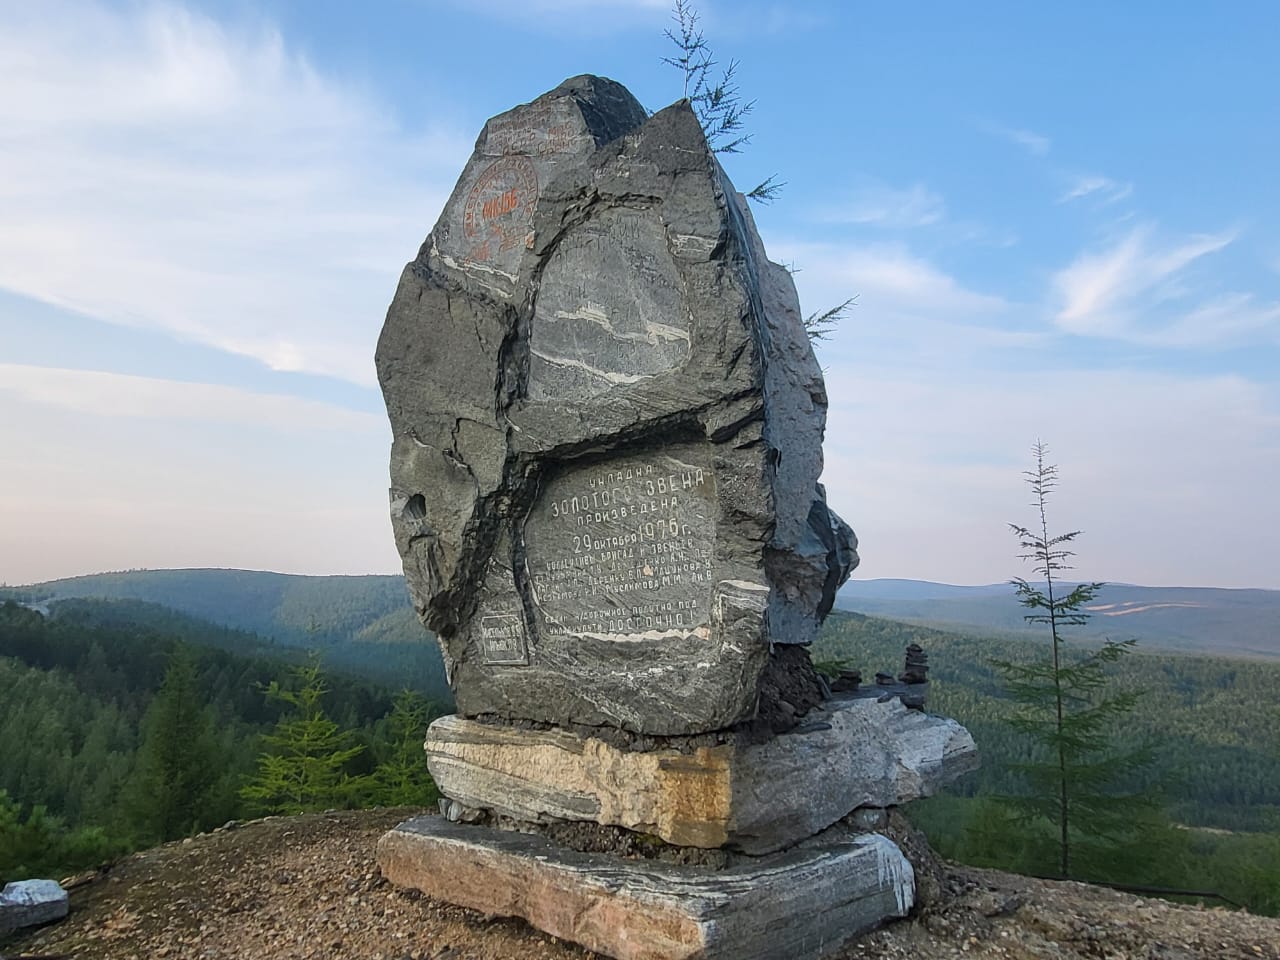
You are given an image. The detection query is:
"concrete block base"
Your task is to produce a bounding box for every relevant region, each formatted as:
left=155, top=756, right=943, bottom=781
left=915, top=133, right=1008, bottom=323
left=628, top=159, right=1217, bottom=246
left=376, top=816, right=914, bottom=960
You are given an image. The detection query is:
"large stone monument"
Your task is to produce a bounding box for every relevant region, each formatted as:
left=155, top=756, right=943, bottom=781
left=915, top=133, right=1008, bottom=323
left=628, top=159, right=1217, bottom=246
left=375, top=75, right=976, bottom=960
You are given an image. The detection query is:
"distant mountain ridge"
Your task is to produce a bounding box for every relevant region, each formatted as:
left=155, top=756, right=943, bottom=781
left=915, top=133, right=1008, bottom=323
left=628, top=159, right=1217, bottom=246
left=6, top=568, right=450, bottom=699
left=11, top=568, right=1277, bottom=661
left=838, top=578, right=1280, bottom=659
left=19, top=568, right=421, bottom=646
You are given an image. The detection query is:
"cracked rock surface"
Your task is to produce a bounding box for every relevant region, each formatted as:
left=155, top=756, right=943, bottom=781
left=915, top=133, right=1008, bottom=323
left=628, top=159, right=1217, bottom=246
left=376, top=75, right=856, bottom=736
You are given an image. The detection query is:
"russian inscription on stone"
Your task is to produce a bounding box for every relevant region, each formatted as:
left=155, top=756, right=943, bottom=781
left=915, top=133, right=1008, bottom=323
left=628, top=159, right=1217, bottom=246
left=460, top=155, right=538, bottom=271
left=525, top=444, right=715, bottom=640
left=478, top=614, right=528, bottom=665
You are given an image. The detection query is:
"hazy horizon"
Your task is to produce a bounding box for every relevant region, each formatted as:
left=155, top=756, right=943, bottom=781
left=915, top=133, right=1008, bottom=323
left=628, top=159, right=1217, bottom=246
left=10, top=565, right=1278, bottom=595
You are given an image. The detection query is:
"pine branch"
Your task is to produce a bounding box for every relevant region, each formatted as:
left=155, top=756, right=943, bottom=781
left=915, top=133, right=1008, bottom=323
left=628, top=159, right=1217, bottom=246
left=802, top=296, right=856, bottom=341
left=745, top=175, right=786, bottom=205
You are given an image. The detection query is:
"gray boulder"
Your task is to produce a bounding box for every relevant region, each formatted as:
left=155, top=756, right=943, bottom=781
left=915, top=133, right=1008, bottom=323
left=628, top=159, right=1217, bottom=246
left=0, top=879, right=69, bottom=933
left=376, top=75, right=857, bottom=736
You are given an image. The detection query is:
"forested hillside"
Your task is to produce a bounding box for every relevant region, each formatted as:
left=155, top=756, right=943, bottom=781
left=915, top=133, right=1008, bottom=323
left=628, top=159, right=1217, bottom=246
left=813, top=611, right=1280, bottom=913
left=21, top=569, right=1277, bottom=662
left=17, top=569, right=424, bottom=646
left=0, top=601, right=441, bottom=884
left=816, top=611, right=1280, bottom=830
left=8, top=572, right=451, bottom=702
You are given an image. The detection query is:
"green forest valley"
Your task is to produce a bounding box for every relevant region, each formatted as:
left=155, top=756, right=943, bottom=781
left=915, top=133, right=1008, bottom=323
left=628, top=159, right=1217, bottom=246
left=2, top=575, right=1278, bottom=917
left=0, top=598, right=440, bottom=884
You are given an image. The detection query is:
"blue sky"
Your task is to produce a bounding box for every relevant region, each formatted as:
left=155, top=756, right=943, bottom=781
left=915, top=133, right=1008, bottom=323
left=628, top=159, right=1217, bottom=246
left=2, top=0, right=1277, bottom=588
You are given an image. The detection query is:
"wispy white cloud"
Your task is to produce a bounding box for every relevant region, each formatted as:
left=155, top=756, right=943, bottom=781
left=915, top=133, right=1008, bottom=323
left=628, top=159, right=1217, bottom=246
left=0, top=375, right=397, bottom=583
left=982, top=122, right=1051, bottom=156
left=775, top=242, right=1005, bottom=317
left=738, top=3, right=826, bottom=34
left=0, top=363, right=383, bottom=433
left=1059, top=174, right=1133, bottom=205
left=822, top=366, right=1280, bottom=588
left=1163, top=294, right=1280, bottom=347
left=454, top=0, right=669, bottom=21
left=768, top=241, right=1018, bottom=343
left=824, top=182, right=946, bottom=229
left=1011, top=129, right=1050, bottom=156
left=1050, top=225, right=1280, bottom=346
left=0, top=1, right=470, bottom=386
left=764, top=239, right=1047, bottom=384
left=830, top=247, right=1003, bottom=315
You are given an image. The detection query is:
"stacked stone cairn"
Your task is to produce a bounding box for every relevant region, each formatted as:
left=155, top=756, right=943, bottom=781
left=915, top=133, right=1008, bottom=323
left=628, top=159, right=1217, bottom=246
left=374, top=75, right=978, bottom=960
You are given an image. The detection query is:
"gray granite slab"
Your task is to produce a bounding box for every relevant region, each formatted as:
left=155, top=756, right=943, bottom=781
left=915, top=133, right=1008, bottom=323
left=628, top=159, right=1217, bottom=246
left=377, top=817, right=913, bottom=960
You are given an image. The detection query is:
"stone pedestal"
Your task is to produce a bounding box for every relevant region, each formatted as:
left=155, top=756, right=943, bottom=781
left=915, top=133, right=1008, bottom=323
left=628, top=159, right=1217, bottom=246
left=425, top=697, right=977, bottom=854
left=377, top=818, right=913, bottom=960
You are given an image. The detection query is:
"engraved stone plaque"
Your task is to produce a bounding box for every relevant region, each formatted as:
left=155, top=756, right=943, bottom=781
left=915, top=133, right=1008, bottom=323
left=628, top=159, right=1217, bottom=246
left=529, top=209, right=691, bottom=400
left=478, top=614, right=529, bottom=665
left=524, top=444, right=716, bottom=641
left=483, top=97, right=591, bottom=158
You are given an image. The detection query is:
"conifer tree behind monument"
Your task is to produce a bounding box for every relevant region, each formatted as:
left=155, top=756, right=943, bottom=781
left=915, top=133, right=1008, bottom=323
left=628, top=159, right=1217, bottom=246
left=992, top=442, right=1153, bottom=879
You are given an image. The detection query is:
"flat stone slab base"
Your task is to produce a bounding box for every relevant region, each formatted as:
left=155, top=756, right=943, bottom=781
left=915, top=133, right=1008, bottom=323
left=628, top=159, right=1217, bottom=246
left=377, top=816, right=914, bottom=960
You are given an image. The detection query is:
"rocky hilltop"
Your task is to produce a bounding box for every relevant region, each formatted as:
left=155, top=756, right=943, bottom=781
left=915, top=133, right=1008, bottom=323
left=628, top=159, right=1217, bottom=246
left=5, top=809, right=1277, bottom=960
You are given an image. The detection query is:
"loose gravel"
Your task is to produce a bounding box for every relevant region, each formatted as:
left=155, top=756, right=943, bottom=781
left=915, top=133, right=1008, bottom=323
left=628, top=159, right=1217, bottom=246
left=4, top=809, right=1276, bottom=960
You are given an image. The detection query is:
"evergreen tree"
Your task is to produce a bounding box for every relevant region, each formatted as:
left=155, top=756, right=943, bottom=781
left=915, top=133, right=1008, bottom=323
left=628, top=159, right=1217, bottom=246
left=660, top=1, right=857, bottom=340
left=989, top=441, right=1153, bottom=879
left=662, top=0, right=782, bottom=201
left=124, top=648, right=221, bottom=842
left=0, top=789, right=121, bottom=883
left=369, top=690, right=440, bottom=807
left=240, top=654, right=370, bottom=814
left=0, top=790, right=58, bottom=880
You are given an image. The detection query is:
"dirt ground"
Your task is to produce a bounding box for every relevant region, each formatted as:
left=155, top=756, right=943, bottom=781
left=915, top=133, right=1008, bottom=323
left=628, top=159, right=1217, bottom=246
left=4, top=808, right=1277, bottom=960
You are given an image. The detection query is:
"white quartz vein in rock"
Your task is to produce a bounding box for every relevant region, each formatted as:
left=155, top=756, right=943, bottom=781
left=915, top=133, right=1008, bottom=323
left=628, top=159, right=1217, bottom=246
left=548, top=307, right=691, bottom=346
left=868, top=833, right=915, bottom=915
left=672, top=233, right=716, bottom=255
left=530, top=349, right=654, bottom=385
